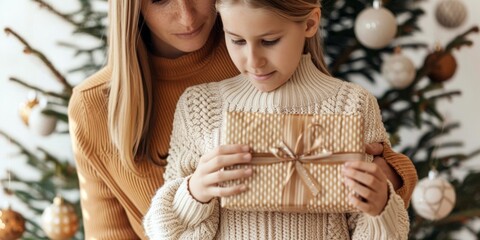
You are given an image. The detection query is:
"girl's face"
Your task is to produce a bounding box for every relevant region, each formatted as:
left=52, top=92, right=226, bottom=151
left=219, top=4, right=317, bottom=92
left=141, top=0, right=217, bottom=58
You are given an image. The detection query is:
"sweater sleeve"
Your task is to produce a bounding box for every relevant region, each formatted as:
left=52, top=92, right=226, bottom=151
left=349, top=181, right=410, bottom=240
left=363, top=90, right=417, bottom=208
left=143, top=89, right=220, bottom=239
left=68, top=89, right=140, bottom=239
left=346, top=91, right=409, bottom=239
left=384, top=144, right=418, bottom=208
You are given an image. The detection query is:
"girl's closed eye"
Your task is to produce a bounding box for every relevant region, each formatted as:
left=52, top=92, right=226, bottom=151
left=262, top=38, right=280, bottom=46
left=151, top=0, right=167, bottom=5
left=231, top=38, right=246, bottom=45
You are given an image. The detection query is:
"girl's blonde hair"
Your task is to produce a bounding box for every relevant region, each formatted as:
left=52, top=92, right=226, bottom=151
left=107, top=0, right=153, bottom=173
left=216, top=0, right=330, bottom=75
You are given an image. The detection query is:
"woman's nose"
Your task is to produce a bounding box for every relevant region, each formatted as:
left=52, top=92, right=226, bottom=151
left=177, top=1, right=196, bottom=27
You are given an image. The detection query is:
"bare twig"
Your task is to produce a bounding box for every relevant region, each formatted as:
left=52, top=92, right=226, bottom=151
left=4, top=27, right=73, bottom=93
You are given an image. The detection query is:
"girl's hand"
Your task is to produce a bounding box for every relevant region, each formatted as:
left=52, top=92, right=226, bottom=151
left=189, top=144, right=253, bottom=203
left=342, top=160, right=389, bottom=216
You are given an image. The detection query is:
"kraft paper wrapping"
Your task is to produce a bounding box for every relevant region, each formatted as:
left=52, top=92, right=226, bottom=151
left=220, top=112, right=365, bottom=213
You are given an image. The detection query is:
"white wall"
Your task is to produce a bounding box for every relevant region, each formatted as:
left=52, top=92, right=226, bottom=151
left=0, top=0, right=479, bottom=236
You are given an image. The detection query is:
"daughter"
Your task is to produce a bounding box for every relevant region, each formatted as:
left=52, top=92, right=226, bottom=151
left=144, top=0, right=409, bottom=239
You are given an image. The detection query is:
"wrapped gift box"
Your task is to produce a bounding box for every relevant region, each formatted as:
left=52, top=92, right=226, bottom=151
left=220, top=111, right=365, bottom=213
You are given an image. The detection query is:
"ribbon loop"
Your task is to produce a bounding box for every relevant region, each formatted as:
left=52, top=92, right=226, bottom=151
left=269, top=124, right=332, bottom=197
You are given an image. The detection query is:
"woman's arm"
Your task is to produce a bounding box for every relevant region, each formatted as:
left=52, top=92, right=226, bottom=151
left=367, top=143, right=418, bottom=208
left=69, top=90, right=139, bottom=239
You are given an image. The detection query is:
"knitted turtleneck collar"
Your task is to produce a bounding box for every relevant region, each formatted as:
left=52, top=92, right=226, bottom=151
left=221, top=54, right=344, bottom=110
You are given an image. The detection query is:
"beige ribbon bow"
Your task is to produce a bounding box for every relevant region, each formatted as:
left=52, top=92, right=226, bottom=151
left=269, top=124, right=331, bottom=197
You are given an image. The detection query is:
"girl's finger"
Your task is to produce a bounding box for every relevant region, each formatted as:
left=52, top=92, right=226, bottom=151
left=344, top=161, right=386, bottom=181
left=200, top=144, right=250, bottom=164
left=203, top=167, right=253, bottom=186
left=344, top=177, right=375, bottom=200
left=202, top=152, right=251, bottom=173
left=349, top=193, right=376, bottom=216
left=343, top=167, right=380, bottom=190
left=209, top=184, right=248, bottom=198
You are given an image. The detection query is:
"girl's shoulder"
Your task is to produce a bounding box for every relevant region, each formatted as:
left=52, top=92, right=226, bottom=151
left=335, top=78, right=376, bottom=100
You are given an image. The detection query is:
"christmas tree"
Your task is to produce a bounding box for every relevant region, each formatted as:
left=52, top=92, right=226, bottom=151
left=1, top=0, right=479, bottom=239
left=1, top=0, right=107, bottom=239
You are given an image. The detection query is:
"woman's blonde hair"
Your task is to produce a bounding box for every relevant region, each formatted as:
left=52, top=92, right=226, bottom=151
left=107, top=0, right=153, bottom=173
left=216, top=0, right=330, bottom=75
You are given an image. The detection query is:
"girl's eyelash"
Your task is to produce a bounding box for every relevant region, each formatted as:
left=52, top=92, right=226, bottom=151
left=231, top=39, right=246, bottom=45
left=230, top=38, right=280, bottom=46
left=152, top=0, right=167, bottom=4
left=262, top=39, right=280, bottom=46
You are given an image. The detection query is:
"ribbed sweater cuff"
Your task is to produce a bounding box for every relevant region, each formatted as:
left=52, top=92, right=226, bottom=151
left=383, top=143, right=418, bottom=208
left=173, top=177, right=217, bottom=227
left=366, top=181, right=409, bottom=235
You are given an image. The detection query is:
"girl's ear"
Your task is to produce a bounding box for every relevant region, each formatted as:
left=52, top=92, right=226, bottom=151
left=305, top=8, right=321, bottom=38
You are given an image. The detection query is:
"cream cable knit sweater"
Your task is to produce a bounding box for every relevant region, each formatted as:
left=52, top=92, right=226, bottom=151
left=143, top=55, right=409, bottom=239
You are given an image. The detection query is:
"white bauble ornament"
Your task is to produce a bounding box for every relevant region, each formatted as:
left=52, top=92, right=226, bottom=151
left=29, top=106, right=57, bottom=136
left=412, top=169, right=456, bottom=220
left=435, top=0, right=467, bottom=29
left=354, top=1, right=397, bottom=49
left=381, top=49, right=416, bottom=89
left=41, top=196, right=78, bottom=240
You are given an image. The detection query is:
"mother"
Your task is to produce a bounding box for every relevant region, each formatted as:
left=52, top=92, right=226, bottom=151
left=68, top=0, right=417, bottom=239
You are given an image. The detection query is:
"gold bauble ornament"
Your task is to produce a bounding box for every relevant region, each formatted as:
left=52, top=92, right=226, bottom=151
left=41, top=196, right=79, bottom=240
left=0, top=207, right=26, bottom=240
left=18, top=97, right=40, bottom=126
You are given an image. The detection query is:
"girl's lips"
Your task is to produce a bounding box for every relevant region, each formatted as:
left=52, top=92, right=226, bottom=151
left=174, top=24, right=204, bottom=39
left=250, top=71, right=275, bottom=81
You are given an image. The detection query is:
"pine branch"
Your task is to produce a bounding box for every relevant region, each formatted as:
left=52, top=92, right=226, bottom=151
left=32, top=0, right=107, bottom=42
left=435, top=209, right=480, bottom=225
left=9, top=77, right=70, bottom=101
left=31, top=0, right=76, bottom=26
left=4, top=28, right=73, bottom=93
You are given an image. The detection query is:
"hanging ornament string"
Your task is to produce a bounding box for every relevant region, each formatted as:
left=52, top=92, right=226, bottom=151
left=429, top=114, right=448, bottom=170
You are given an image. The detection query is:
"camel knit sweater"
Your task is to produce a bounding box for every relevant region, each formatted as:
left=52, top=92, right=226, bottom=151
left=68, top=32, right=238, bottom=239
left=143, top=55, right=410, bottom=239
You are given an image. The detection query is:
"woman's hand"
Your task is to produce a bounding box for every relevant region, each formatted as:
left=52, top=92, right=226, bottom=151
left=342, top=160, right=389, bottom=216
left=366, top=142, right=402, bottom=190
left=189, top=144, right=253, bottom=203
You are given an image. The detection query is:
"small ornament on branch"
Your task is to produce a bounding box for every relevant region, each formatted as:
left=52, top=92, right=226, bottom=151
left=41, top=195, right=79, bottom=240
left=0, top=206, right=26, bottom=240
left=412, top=169, right=456, bottom=220
left=435, top=0, right=468, bottom=29
left=0, top=173, right=26, bottom=240
left=18, top=92, right=58, bottom=136
left=424, top=44, right=458, bottom=83
left=18, top=91, right=40, bottom=126
left=354, top=0, right=398, bottom=49
left=381, top=47, right=416, bottom=89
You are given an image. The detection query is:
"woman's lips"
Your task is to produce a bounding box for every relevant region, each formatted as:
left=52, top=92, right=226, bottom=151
left=174, top=24, right=204, bottom=39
